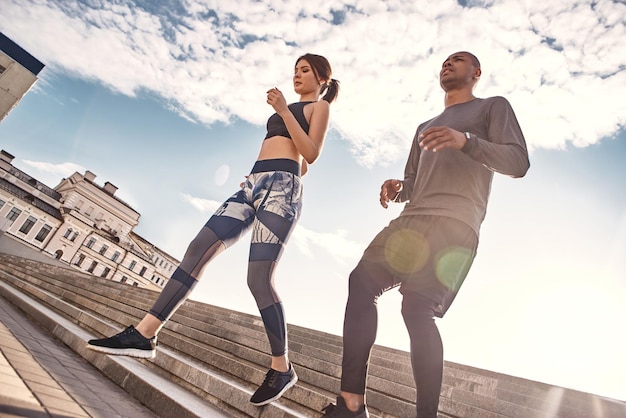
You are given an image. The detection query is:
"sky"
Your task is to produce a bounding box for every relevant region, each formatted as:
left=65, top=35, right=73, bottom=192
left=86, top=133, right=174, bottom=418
left=1, top=0, right=625, bottom=405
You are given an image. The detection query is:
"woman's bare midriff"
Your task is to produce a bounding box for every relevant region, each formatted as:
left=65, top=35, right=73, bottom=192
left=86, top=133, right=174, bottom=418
left=256, top=136, right=303, bottom=164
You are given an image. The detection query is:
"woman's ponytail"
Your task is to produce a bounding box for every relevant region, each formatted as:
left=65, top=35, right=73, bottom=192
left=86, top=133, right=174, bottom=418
left=322, top=78, right=340, bottom=104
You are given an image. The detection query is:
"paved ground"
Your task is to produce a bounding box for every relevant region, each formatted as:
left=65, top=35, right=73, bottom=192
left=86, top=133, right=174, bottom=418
left=0, top=294, right=158, bottom=418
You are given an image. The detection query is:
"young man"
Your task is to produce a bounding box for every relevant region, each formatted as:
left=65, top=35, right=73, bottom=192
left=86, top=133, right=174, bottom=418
left=321, top=52, right=530, bottom=418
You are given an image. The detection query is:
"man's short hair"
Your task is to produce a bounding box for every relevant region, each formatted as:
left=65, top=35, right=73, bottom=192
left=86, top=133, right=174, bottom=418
left=460, top=51, right=481, bottom=69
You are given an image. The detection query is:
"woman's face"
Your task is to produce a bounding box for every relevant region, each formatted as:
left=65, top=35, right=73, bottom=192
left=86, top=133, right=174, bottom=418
left=293, top=59, right=321, bottom=95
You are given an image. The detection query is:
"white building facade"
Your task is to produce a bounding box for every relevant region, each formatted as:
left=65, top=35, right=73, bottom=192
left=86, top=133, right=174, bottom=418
left=0, top=150, right=177, bottom=290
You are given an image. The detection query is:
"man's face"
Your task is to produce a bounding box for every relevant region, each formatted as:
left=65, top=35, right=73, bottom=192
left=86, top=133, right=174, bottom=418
left=439, top=52, right=479, bottom=91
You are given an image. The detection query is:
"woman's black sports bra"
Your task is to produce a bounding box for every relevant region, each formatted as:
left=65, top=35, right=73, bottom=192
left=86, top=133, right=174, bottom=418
left=265, top=101, right=313, bottom=139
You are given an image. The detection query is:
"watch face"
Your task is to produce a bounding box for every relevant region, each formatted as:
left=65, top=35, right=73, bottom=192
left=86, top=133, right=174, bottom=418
left=465, top=132, right=471, bottom=140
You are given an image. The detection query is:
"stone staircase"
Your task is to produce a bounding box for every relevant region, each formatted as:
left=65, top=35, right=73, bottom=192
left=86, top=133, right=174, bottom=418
left=0, top=251, right=624, bottom=418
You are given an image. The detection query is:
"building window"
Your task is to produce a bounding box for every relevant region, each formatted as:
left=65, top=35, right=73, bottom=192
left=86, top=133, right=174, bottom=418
left=0, top=199, right=5, bottom=208
left=139, top=266, right=147, bottom=277
left=0, top=64, right=5, bottom=76
left=63, top=228, right=72, bottom=238
left=75, top=254, right=85, bottom=266
left=129, top=260, right=136, bottom=271
left=132, top=282, right=138, bottom=287
left=71, top=231, right=79, bottom=242
left=19, top=216, right=37, bottom=234
left=35, top=224, right=52, bottom=242
left=99, top=244, right=108, bottom=255
left=87, top=261, right=97, bottom=273
left=111, top=251, right=120, bottom=262
left=85, top=237, right=95, bottom=249
left=101, top=267, right=110, bottom=278
left=6, top=207, right=21, bottom=224
left=120, top=276, right=127, bottom=283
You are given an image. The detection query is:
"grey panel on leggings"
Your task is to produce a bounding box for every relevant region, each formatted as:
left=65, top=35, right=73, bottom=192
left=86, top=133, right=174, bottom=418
left=149, top=267, right=198, bottom=322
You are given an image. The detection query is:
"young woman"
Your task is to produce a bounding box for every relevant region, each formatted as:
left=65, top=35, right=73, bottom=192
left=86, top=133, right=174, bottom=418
left=87, top=53, right=340, bottom=406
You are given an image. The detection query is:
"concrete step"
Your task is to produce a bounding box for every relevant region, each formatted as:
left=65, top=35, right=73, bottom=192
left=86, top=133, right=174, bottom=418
left=0, top=261, right=324, bottom=416
left=0, top=254, right=390, bottom=416
left=1, top=252, right=625, bottom=418
left=0, top=277, right=237, bottom=418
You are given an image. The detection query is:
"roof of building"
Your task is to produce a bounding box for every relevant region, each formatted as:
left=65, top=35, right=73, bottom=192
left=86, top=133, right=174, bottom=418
left=0, top=32, right=45, bottom=75
left=0, top=178, right=63, bottom=221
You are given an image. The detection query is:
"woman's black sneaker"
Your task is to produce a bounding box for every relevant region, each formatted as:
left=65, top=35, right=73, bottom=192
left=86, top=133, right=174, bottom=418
left=86, top=325, right=156, bottom=359
left=250, top=364, right=298, bottom=406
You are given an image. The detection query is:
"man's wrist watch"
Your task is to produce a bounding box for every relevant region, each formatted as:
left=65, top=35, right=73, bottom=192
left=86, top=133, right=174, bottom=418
left=464, top=132, right=472, bottom=140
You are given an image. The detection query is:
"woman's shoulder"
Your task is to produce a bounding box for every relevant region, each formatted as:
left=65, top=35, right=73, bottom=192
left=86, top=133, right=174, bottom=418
left=310, top=99, right=330, bottom=111
left=304, top=99, right=330, bottom=125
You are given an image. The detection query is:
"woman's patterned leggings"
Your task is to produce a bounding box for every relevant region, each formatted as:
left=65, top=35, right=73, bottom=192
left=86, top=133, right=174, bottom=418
left=148, top=158, right=302, bottom=356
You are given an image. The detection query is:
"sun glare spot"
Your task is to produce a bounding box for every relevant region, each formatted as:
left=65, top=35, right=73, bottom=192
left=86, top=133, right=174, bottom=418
left=544, top=387, right=565, bottom=417
left=384, top=228, right=429, bottom=274
left=436, top=247, right=474, bottom=291
left=215, top=164, right=229, bottom=186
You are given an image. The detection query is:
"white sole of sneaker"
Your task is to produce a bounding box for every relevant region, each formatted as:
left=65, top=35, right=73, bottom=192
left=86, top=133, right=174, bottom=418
left=250, top=374, right=298, bottom=406
left=85, top=344, right=156, bottom=359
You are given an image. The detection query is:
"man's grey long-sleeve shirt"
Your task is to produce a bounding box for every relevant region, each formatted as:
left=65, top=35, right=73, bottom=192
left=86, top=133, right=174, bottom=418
left=396, top=96, right=530, bottom=235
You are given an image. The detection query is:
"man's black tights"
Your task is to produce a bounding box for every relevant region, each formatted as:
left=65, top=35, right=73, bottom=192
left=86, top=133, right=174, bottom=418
left=341, top=265, right=443, bottom=418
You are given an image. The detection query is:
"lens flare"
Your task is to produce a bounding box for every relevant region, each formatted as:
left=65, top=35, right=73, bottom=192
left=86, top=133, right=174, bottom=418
left=215, top=164, right=230, bottom=186
left=435, top=247, right=473, bottom=291
left=384, top=228, right=429, bottom=274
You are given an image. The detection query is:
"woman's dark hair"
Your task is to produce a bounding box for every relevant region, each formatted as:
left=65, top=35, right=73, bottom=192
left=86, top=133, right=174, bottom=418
left=296, top=53, right=340, bottom=104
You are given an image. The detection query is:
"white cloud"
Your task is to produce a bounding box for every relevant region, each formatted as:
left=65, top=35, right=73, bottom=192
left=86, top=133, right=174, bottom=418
left=181, top=193, right=222, bottom=213
left=291, top=224, right=364, bottom=264
left=19, top=159, right=145, bottom=210
left=21, top=159, right=84, bottom=181
left=2, top=0, right=624, bottom=165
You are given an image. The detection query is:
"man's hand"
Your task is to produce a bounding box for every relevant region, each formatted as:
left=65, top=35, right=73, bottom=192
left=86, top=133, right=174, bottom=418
left=419, top=126, right=466, bottom=152
left=380, top=179, right=402, bottom=209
